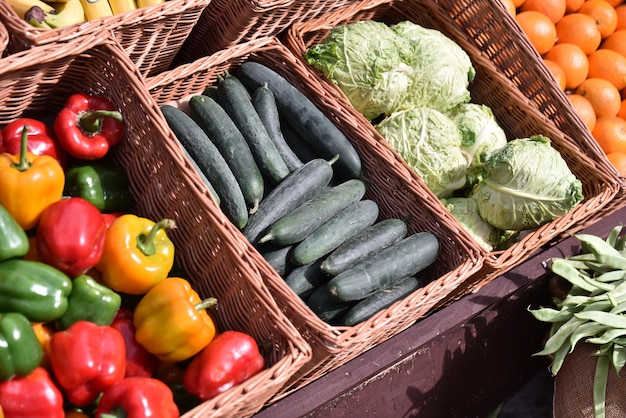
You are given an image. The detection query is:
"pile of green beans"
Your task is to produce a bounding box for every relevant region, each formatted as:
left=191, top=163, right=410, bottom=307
left=530, top=225, right=626, bottom=418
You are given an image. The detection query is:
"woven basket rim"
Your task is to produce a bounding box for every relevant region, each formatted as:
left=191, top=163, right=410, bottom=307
left=0, top=0, right=211, bottom=45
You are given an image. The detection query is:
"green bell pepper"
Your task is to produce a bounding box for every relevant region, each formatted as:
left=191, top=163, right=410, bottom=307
left=63, top=162, right=133, bottom=213
left=0, top=312, right=44, bottom=381
left=56, top=274, right=122, bottom=330
left=0, top=259, right=72, bottom=322
left=0, top=202, right=29, bottom=262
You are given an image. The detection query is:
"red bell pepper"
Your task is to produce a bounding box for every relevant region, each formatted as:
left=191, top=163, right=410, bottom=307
left=48, top=320, right=126, bottom=407
left=36, top=197, right=107, bottom=278
left=54, top=93, right=124, bottom=160
left=1, top=118, right=68, bottom=168
left=183, top=330, right=265, bottom=401
left=0, top=367, right=65, bottom=418
left=102, top=212, right=123, bottom=229
left=110, top=308, right=158, bottom=378
left=95, top=377, right=179, bottom=418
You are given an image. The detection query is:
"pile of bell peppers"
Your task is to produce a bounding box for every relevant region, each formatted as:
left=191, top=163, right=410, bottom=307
left=0, top=93, right=266, bottom=418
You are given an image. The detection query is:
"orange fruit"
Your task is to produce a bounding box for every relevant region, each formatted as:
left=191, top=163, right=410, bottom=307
left=544, top=43, right=590, bottom=89
left=513, top=0, right=526, bottom=6
left=601, top=29, right=626, bottom=57
left=520, top=0, right=567, bottom=23
left=516, top=11, right=558, bottom=54
left=592, top=115, right=626, bottom=153
left=544, top=58, right=567, bottom=90
left=616, top=4, right=626, bottom=30
left=607, top=152, right=626, bottom=174
left=566, top=0, right=586, bottom=12
left=619, top=99, right=626, bottom=118
left=567, top=93, right=598, bottom=130
left=555, top=13, right=602, bottom=55
left=587, top=49, right=626, bottom=89
left=500, top=0, right=517, bottom=16
left=576, top=77, right=622, bottom=117
left=579, top=0, right=619, bottom=39
left=604, top=0, right=625, bottom=6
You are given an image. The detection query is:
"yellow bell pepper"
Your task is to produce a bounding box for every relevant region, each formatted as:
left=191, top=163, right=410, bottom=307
left=133, top=277, right=217, bottom=363
left=0, top=127, right=64, bottom=230
left=96, top=214, right=175, bottom=295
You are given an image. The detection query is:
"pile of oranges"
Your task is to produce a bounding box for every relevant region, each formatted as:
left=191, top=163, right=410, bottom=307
left=503, top=0, right=626, bottom=174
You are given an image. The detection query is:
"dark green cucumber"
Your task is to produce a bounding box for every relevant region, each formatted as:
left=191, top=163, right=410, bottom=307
left=216, top=72, right=290, bottom=185
left=202, top=85, right=220, bottom=102
left=284, top=259, right=328, bottom=299
left=261, top=245, right=294, bottom=277
left=258, top=178, right=367, bottom=246
left=327, top=232, right=440, bottom=302
left=237, top=61, right=363, bottom=180
left=280, top=116, right=319, bottom=164
left=180, top=145, right=220, bottom=206
left=188, top=94, right=265, bottom=213
left=252, top=83, right=303, bottom=172
left=290, top=199, right=379, bottom=266
left=306, top=285, right=354, bottom=323
left=160, top=105, right=248, bottom=229
left=242, top=157, right=336, bottom=245
left=320, top=218, right=408, bottom=276
left=338, top=276, right=424, bottom=326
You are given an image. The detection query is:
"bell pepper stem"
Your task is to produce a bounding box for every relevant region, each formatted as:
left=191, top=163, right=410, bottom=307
left=100, top=407, right=126, bottom=418
left=136, top=219, right=175, bottom=256
left=11, top=127, right=32, bottom=172
left=79, top=110, right=124, bottom=134
left=195, top=297, right=218, bottom=312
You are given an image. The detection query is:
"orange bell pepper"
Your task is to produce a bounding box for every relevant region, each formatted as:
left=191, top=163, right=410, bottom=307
left=31, top=322, right=55, bottom=370
left=133, top=277, right=217, bottom=363
left=0, top=126, right=64, bottom=231
left=96, top=214, right=175, bottom=295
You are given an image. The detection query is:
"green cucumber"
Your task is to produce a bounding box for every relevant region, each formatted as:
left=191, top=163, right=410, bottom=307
left=237, top=61, right=363, bottom=180
left=188, top=94, right=265, bottom=213
left=258, top=179, right=367, bottom=246
left=242, top=157, right=337, bottom=245
left=306, top=285, right=354, bottom=323
left=280, top=117, right=318, bottom=164
left=216, top=72, right=290, bottom=185
left=290, top=199, right=379, bottom=266
left=327, top=232, right=441, bottom=302
left=252, top=83, right=303, bottom=172
left=261, top=245, right=294, bottom=277
left=338, top=276, right=424, bottom=326
left=160, top=105, right=248, bottom=229
left=180, top=145, right=220, bottom=206
left=284, top=259, right=328, bottom=299
left=320, top=218, right=408, bottom=276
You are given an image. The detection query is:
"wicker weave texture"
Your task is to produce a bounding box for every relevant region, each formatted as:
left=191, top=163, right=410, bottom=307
left=0, top=33, right=311, bottom=417
left=282, top=0, right=620, bottom=282
left=174, top=0, right=359, bottom=64
left=0, top=0, right=210, bottom=77
left=147, top=36, right=486, bottom=397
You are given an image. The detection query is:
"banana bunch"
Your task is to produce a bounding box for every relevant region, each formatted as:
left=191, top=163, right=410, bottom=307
left=529, top=224, right=626, bottom=418
left=7, top=0, right=165, bottom=29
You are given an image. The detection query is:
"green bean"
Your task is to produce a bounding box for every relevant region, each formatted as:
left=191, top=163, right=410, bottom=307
left=609, top=302, right=626, bottom=314
left=550, top=336, right=572, bottom=376
left=611, top=344, right=626, bottom=374
left=593, top=354, right=609, bottom=418
left=575, top=311, right=626, bottom=328
left=595, top=269, right=626, bottom=283
left=581, top=275, right=616, bottom=292
left=535, top=316, right=586, bottom=356
left=569, top=322, right=609, bottom=351
left=587, top=328, right=626, bottom=345
left=552, top=258, right=602, bottom=292
left=528, top=305, right=575, bottom=322
left=576, top=233, right=626, bottom=270
left=605, top=225, right=623, bottom=249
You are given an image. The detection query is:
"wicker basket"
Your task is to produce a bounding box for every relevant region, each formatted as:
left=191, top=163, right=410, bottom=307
left=146, top=36, right=486, bottom=397
left=0, top=19, right=7, bottom=56
left=282, top=0, right=621, bottom=286
left=0, top=32, right=311, bottom=417
left=174, top=0, right=359, bottom=64
left=0, top=0, right=210, bottom=77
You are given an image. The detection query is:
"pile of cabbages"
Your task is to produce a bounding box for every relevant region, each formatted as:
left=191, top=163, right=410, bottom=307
left=305, top=20, right=583, bottom=252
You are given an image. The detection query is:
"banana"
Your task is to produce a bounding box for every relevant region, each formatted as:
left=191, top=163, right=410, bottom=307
left=47, top=0, right=86, bottom=27
left=79, top=0, right=113, bottom=20
left=108, top=0, right=136, bottom=15
left=136, top=0, right=164, bottom=8
left=6, top=0, right=54, bottom=19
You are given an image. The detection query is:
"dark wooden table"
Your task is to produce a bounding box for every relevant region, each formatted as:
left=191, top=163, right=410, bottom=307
left=255, top=207, right=625, bottom=418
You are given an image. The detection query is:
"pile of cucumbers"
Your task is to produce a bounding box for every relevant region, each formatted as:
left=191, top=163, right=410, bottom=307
left=161, top=61, right=442, bottom=326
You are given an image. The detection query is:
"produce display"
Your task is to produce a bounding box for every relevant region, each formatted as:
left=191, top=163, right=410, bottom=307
left=6, top=0, right=164, bottom=29
left=506, top=0, right=626, bottom=175
left=0, top=92, right=266, bottom=416
left=530, top=224, right=626, bottom=418
left=304, top=19, right=585, bottom=252
left=160, top=61, right=443, bottom=326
